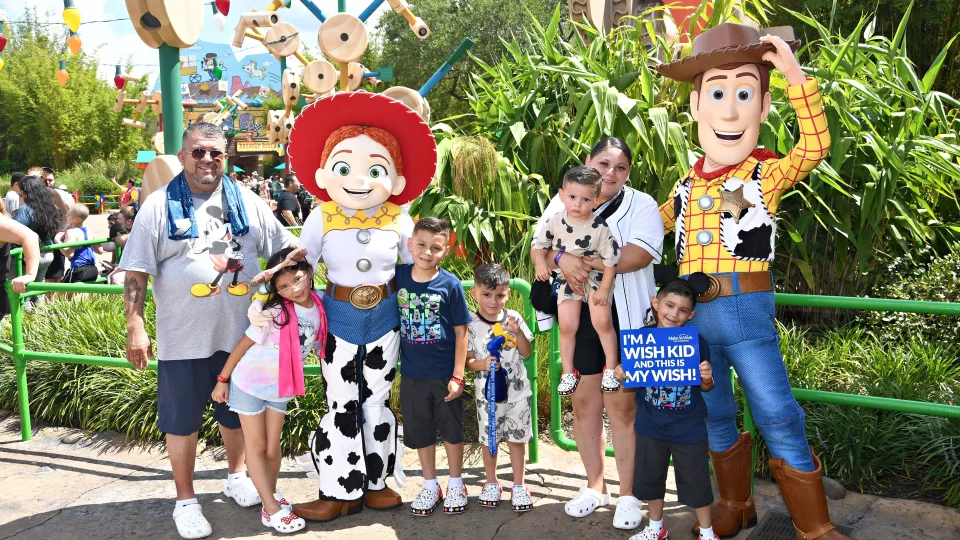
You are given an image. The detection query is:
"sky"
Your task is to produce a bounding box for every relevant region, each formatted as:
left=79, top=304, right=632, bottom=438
left=0, top=0, right=388, bottom=87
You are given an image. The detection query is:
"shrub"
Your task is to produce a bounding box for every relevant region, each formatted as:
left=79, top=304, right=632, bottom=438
left=862, top=248, right=960, bottom=350
left=73, top=173, right=118, bottom=199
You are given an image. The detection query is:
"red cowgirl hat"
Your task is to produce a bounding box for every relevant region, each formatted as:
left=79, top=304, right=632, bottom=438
left=287, top=92, right=437, bottom=206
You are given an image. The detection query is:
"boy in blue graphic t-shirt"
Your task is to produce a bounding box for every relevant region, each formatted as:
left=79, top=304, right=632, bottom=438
left=395, top=217, right=472, bottom=517
left=615, top=278, right=718, bottom=540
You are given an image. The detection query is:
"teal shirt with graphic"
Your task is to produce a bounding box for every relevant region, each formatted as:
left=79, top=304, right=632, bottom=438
left=395, top=264, right=472, bottom=380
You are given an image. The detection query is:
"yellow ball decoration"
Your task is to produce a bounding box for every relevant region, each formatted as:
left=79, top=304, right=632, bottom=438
left=0, top=58, right=5, bottom=72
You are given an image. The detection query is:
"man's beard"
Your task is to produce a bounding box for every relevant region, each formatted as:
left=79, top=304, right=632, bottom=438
left=191, top=168, right=220, bottom=185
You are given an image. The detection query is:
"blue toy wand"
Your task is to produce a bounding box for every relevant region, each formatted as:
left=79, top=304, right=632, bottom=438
left=485, top=334, right=506, bottom=457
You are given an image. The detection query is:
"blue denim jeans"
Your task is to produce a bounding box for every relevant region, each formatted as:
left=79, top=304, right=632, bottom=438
left=688, top=272, right=816, bottom=472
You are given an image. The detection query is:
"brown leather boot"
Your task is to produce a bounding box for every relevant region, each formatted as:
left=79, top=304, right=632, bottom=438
left=770, top=450, right=853, bottom=540
left=692, top=431, right=758, bottom=538
left=293, top=498, right=363, bottom=522
left=365, top=487, right=403, bottom=510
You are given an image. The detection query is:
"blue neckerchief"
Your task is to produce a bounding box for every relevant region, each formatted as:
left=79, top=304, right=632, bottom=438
left=166, top=171, right=249, bottom=240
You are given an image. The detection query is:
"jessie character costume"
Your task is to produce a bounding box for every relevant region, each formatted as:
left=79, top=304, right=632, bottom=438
left=287, top=92, right=437, bottom=521
left=658, top=24, right=850, bottom=540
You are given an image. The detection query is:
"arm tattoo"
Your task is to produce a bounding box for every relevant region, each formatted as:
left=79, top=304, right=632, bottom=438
left=124, top=278, right=144, bottom=315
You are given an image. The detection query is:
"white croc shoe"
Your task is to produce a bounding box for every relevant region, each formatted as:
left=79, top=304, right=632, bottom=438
left=172, top=503, right=212, bottom=539
left=261, top=507, right=306, bottom=534
left=564, top=487, right=609, bottom=517
left=613, top=495, right=643, bottom=529
left=223, top=476, right=261, bottom=507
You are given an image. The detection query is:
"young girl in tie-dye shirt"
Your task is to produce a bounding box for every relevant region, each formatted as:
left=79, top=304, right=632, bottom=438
left=212, top=247, right=326, bottom=534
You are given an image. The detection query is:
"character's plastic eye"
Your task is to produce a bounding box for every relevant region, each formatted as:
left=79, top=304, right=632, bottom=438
left=333, top=161, right=351, bottom=177
left=708, top=87, right=726, bottom=102
left=368, top=164, right=387, bottom=179
left=736, top=87, right=755, bottom=103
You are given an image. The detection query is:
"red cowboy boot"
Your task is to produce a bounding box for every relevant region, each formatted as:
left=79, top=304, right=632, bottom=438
left=693, top=431, right=757, bottom=538
left=769, top=450, right=853, bottom=540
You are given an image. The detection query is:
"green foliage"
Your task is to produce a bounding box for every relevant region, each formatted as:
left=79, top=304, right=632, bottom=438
left=462, top=1, right=960, bottom=296
left=412, top=132, right=550, bottom=277
left=73, top=174, right=117, bottom=198
left=771, top=324, right=960, bottom=504
left=0, top=11, right=152, bottom=173
left=862, top=249, right=960, bottom=350
left=768, top=0, right=960, bottom=98
left=373, top=0, right=563, bottom=122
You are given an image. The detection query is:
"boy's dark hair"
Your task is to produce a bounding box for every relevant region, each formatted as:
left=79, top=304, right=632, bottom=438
left=11, top=172, right=25, bottom=187
left=474, top=263, right=510, bottom=289
left=657, top=279, right=699, bottom=308
left=562, top=165, right=602, bottom=196
left=41, top=167, right=55, bottom=178
left=120, top=205, right=136, bottom=222
left=109, top=222, right=130, bottom=240
left=283, top=173, right=298, bottom=187
left=413, top=216, right=450, bottom=238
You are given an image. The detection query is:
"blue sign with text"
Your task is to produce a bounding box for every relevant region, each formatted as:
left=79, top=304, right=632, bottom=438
left=620, top=327, right=701, bottom=388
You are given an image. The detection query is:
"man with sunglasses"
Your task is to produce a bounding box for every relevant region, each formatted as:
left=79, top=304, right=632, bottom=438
left=119, top=122, right=296, bottom=539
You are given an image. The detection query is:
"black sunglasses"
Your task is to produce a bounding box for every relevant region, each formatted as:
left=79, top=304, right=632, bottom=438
left=191, top=148, right=226, bottom=160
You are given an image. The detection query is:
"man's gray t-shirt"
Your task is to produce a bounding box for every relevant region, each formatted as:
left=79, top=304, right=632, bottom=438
left=119, top=183, right=292, bottom=361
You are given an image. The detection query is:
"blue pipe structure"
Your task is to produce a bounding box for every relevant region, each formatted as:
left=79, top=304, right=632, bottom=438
left=419, top=38, right=474, bottom=97
left=300, top=0, right=328, bottom=22
left=359, top=0, right=386, bottom=22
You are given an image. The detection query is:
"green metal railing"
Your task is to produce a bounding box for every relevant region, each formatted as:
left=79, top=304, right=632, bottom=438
left=3, top=237, right=542, bottom=462
left=548, top=292, right=960, bottom=460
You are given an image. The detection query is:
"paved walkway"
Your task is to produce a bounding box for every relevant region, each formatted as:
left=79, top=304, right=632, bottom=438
left=0, top=415, right=957, bottom=539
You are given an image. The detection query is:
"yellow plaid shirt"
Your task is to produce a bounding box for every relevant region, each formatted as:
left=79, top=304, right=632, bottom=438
left=660, top=78, right=830, bottom=276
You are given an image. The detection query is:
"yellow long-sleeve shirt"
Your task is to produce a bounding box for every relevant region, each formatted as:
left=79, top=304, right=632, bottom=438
left=659, top=78, right=830, bottom=276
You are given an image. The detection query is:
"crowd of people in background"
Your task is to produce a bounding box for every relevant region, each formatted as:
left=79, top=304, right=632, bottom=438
left=0, top=165, right=309, bottom=316
left=231, top=170, right=314, bottom=227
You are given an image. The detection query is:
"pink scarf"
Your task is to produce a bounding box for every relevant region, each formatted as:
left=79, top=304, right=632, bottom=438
left=278, top=290, right=327, bottom=398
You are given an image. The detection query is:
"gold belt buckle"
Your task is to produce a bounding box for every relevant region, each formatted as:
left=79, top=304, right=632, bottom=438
left=349, top=284, right=384, bottom=310
left=698, top=275, right=721, bottom=303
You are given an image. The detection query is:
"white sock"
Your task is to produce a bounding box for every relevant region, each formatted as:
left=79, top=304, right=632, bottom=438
left=424, top=478, right=439, bottom=491
left=699, top=526, right=714, bottom=539
left=648, top=519, right=663, bottom=533
left=274, top=491, right=284, bottom=500
left=226, top=471, right=246, bottom=484
left=512, top=484, right=526, bottom=492
left=447, top=477, right=464, bottom=490
left=175, top=498, right=199, bottom=511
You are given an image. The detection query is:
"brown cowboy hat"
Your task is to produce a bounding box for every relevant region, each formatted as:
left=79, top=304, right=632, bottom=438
left=658, top=23, right=800, bottom=82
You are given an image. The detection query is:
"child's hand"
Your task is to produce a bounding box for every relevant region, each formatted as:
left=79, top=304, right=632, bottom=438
left=444, top=378, right=463, bottom=402
left=592, top=287, right=609, bottom=306
left=581, top=256, right=606, bottom=271
left=503, top=316, right=521, bottom=336
left=211, top=382, right=229, bottom=403
left=481, top=355, right=500, bottom=371
left=535, top=262, right=552, bottom=282
left=699, top=361, right=714, bottom=390
left=614, top=365, right=625, bottom=381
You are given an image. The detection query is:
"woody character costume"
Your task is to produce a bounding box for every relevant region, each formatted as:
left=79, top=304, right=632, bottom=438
left=658, top=24, right=851, bottom=539
left=287, top=92, right=437, bottom=521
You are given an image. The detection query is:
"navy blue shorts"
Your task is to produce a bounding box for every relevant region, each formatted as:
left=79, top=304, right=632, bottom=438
left=157, top=352, right=241, bottom=436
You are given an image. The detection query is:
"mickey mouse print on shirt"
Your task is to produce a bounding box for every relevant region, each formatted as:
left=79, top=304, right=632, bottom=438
left=188, top=205, right=251, bottom=298
left=398, top=288, right=443, bottom=344
left=645, top=385, right=694, bottom=410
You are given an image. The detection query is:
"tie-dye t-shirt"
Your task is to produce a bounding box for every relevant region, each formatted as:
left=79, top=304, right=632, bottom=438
left=231, top=302, right=322, bottom=401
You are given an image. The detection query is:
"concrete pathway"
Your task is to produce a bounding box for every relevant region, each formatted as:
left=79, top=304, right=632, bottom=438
left=0, top=414, right=956, bottom=539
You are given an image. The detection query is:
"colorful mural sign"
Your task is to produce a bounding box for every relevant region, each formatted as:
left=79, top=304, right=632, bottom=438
left=154, top=40, right=282, bottom=106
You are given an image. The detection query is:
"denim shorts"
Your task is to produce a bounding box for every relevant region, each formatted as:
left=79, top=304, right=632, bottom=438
left=227, top=382, right=290, bottom=416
